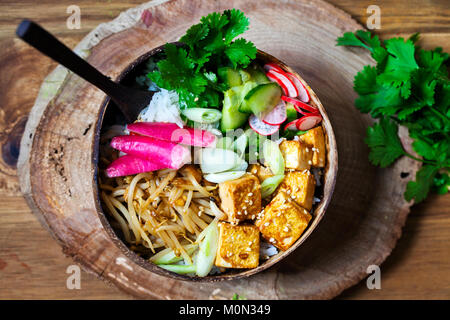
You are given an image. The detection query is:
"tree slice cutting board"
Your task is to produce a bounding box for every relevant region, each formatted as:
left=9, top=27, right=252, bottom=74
left=17, top=0, right=421, bottom=299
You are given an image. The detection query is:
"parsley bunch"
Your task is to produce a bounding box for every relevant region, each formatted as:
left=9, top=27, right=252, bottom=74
left=337, top=30, right=450, bottom=203
left=147, top=9, right=256, bottom=110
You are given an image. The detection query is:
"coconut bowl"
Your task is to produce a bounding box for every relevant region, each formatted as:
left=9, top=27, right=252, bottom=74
left=94, top=44, right=338, bottom=282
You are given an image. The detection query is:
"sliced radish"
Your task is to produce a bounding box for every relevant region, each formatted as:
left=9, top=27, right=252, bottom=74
left=262, top=101, right=287, bottom=125
left=266, top=70, right=298, bottom=97
left=296, top=114, right=322, bottom=131
left=286, top=73, right=310, bottom=103
left=266, top=71, right=288, bottom=95
left=249, top=114, right=280, bottom=136
left=283, top=119, right=299, bottom=131
left=281, top=96, right=318, bottom=114
left=264, top=62, right=284, bottom=73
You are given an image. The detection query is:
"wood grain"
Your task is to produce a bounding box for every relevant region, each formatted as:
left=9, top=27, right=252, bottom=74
left=0, top=0, right=449, bottom=299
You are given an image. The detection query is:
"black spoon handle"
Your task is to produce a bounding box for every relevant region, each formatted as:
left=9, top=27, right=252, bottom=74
left=16, top=19, right=144, bottom=121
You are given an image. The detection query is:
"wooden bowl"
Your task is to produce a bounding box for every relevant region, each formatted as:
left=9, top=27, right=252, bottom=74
left=94, top=44, right=338, bottom=282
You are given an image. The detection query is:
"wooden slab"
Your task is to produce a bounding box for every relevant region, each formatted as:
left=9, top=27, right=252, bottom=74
left=17, top=0, right=422, bottom=299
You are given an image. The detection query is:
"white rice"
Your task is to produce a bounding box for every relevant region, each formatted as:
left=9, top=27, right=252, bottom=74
left=260, top=241, right=278, bottom=258
left=138, top=89, right=185, bottom=128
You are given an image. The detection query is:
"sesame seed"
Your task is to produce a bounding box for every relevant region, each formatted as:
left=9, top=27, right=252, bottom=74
left=283, top=226, right=289, bottom=232
left=277, top=212, right=281, bottom=217
left=244, top=199, right=249, bottom=203
left=249, top=200, right=253, bottom=205
left=246, top=247, right=251, bottom=251
left=286, top=190, right=291, bottom=195
left=291, top=195, right=296, bottom=199
left=237, top=211, right=242, bottom=215
left=248, top=192, right=253, bottom=196
left=252, top=215, right=255, bottom=219
left=308, top=160, right=312, bottom=165
left=264, top=222, right=270, bottom=227
left=269, top=237, right=276, bottom=243
left=306, top=148, right=309, bottom=152
left=244, top=210, right=248, bottom=215
left=242, top=205, right=247, bottom=210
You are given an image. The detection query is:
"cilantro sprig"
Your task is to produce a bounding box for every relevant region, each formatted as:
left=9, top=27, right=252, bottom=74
left=147, top=9, right=256, bottom=110
left=337, top=31, right=450, bottom=203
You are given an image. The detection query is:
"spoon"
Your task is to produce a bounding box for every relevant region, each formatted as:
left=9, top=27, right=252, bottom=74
left=16, top=19, right=153, bottom=122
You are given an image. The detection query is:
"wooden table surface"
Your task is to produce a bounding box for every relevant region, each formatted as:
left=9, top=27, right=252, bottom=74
left=0, top=0, right=449, bottom=300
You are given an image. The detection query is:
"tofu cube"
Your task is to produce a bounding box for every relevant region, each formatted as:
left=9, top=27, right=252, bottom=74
left=218, top=174, right=261, bottom=223
left=278, top=170, right=316, bottom=210
left=258, top=192, right=312, bottom=251
left=215, top=222, right=260, bottom=268
left=279, top=140, right=312, bottom=170
left=299, top=126, right=326, bottom=167
left=249, top=163, right=274, bottom=183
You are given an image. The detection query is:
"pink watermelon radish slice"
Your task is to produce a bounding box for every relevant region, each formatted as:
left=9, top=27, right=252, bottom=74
left=296, top=114, right=322, bottom=131
left=249, top=114, right=280, bottom=136
left=106, top=155, right=165, bottom=177
left=111, top=135, right=191, bottom=170
left=262, top=101, right=287, bottom=125
left=127, top=122, right=216, bottom=147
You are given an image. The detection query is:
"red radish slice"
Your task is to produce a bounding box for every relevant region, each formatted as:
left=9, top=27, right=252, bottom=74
left=111, top=135, right=191, bottom=169
left=266, top=70, right=298, bottom=97
left=281, top=96, right=318, bottom=113
left=106, top=155, right=165, bottom=177
left=283, top=119, right=299, bottom=131
left=127, top=122, right=216, bottom=147
left=262, top=101, right=287, bottom=125
left=249, top=114, right=280, bottom=136
left=264, top=63, right=284, bottom=73
left=266, top=71, right=288, bottom=95
left=286, top=73, right=310, bottom=103
left=296, top=114, right=322, bottom=131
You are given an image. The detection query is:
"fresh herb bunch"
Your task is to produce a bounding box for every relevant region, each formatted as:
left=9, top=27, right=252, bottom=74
left=147, top=9, right=256, bottom=110
left=337, top=30, right=450, bottom=203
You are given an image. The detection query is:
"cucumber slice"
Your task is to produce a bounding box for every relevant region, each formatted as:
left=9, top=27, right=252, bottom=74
left=239, top=69, right=251, bottom=83
left=221, top=88, right=249, bottom=132
left=285, top=102, right=298, bottom=122
left=237, top=81, right=259, bottom=113
left=240, top=83, right=282, bottom=118
left=218, top=67, right=242, bottom=87
left=247, top=64, right=270, bottom=84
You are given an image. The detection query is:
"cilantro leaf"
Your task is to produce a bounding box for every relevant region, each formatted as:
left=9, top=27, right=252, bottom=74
left=147, top=9, right=256, bottom=110
left=223, top=9, right=250, bottom=43
left=432, top=172, right=450, bottom=195
left=180, top=23, right=209, bottom=49
left=354, top=65, right=377, bottom=95
left=365, top=118, right=406, bottom=167
left=405, top=165, right=438, bottom=202
left=377, top=38, right=418, bottom=98
left=336, top=30, right=381, bottom=51
left=224, top=38, right=256, bottom=68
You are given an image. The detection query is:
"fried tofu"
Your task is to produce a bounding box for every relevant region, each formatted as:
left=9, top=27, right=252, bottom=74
left=258, top=192, right=311, bottom=251
left=249, top=163, right=274, bottom=183
left=218, top=174, right=261, bottom=223
left=215, top=222, right=260, bottom=268
left=279, top=140, right=312, bottom=171
left=299, top=126, right=326, bottom=168
left=278, top=170, right=316, bottom=210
